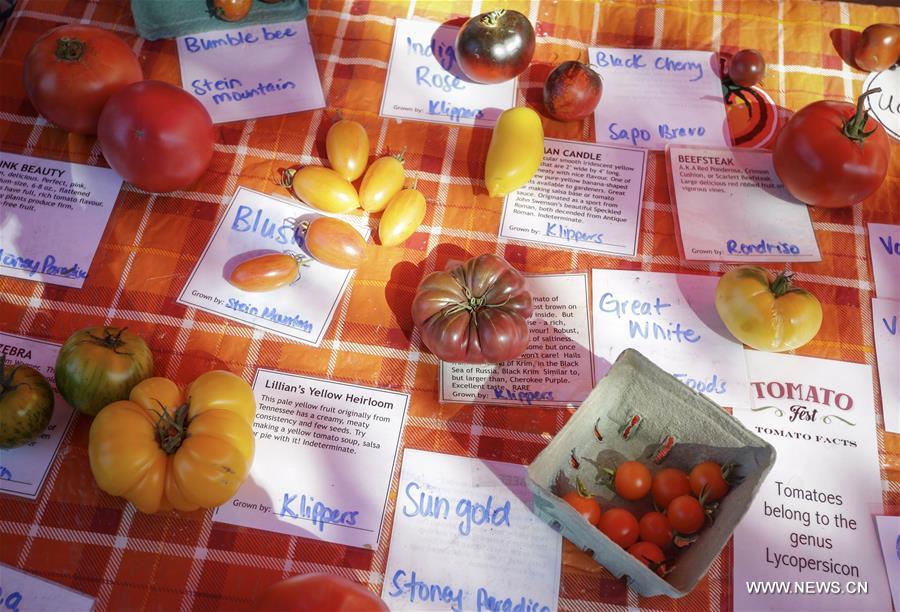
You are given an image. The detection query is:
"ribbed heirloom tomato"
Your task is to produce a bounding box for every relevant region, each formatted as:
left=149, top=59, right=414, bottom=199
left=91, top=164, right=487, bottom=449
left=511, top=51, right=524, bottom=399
left=0, top=358, right=54, bottom=449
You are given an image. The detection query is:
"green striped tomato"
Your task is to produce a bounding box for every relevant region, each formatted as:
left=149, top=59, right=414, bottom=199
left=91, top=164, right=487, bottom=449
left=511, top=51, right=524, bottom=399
left=0, top=359, right=54, bottom=448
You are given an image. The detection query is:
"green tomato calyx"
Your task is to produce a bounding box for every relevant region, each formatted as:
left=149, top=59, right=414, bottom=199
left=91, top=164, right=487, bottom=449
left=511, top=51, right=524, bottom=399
left=769, top=271, right=796, bottom=297
left=84, top=327, right=131, bottom=355
left=482, top=9, right=507, bottom=26
left=154, top=400, right=191, bottom=455
left=842, top=88, right=881, bottom=144
left=55, top=37, right=86, bottom=62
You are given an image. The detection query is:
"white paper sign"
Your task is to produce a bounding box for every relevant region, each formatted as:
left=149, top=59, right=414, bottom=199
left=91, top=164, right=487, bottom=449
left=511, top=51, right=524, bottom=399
left=668, top=146, right=820, bottom=262
left=733, top=352, right=892, bottom=611
left=0, top=333, right=76, bottom=500
left=499, top=139, right=646, bottom=256
left=872, top=298, right=899, bottom=434
left=213, top=370, right=407, bottom=549
left=867, top=223, right=899, bottom=300
left=864, top=70, right=900, bottom=141
left=439, top=273, right=594, bottom=406
left=381, top=449, right=561, bottom=612
left=874, top=515, right=900, bottom=610
left=0, top=152, right=121, bottom=288
left=176, top=20, right=325, bottom=124
left=380, top=18, right=516, bottom=127
left=589, top=47, right=730, bottom=150
left=591, top=269, right=750, bottom=409
left=0, top=564, right=94, bottom=612
left=178, top=187, right=367, bottom=346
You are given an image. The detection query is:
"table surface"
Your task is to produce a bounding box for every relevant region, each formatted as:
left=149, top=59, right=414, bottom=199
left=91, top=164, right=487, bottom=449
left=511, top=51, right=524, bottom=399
left=1, top=0, right=899, bottom=610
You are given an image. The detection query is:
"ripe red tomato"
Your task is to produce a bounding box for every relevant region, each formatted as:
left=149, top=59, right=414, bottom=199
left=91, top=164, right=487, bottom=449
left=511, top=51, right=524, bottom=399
left=853, top=23, right=900, bottom=72
left=598, top=508, right=639, bottom=548
left=214, top=0, right=252, bottom=21
left=228, top=253, right=301, bottom=292
left=651, top=467, right=691, bottom=508
left=773, top=90, right=890, bottom=208
left=543, top=61, right=602, bottom=122
left=689, top=461, right=730, bottom=502
left=23, top=25, right=142, bottom=135
left=256, top=573, right=388, bottom=612
left=627, top=541, right=666, bottom=573
left=667, top=495, right=705, bottom=534
left=613, top=461, right=651, bottom=501
left=455, top=9, right=535, bottom=84
left=98, top=80, right=215, bottom=193
left=638, top=511, right=673, bottom=548
left=562, top=491, right=602, bottom=526
left=727, top=49, right=766, bottom=87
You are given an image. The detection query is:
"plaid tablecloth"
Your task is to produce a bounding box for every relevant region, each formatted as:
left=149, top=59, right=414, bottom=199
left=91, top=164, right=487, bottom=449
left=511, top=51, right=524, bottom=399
left=1, top=0, right=898, bottom=610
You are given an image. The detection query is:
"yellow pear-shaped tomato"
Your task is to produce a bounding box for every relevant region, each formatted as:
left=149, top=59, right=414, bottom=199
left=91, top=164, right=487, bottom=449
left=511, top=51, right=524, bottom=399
left=290, top=166, right=359, bottom=213
left=88, top=371, right=255, bottom=513
left=715, top=266, right=823, bottom=352
left=484, top=106, right=544, bottom=197
left=379, top=187, right=426, bottom=246
left=303, top=216, right=367, bottom=269
left=326, top=119, right=370, bottom=181
left=359, top=154, right=405, bottom=213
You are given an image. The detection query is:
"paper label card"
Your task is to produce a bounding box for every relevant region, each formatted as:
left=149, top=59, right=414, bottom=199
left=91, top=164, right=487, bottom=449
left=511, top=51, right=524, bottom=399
left=177, top=20, right=325, bottom=124
left=0, top=564, right=94, bottom=612
left=213, top=370, right=407, bottom=549
left=874, top=516, right=900, bottom=610
left=0, top=151, right=121, bottom=288
left=178, top=187, right=368, bottom=346
left=867, top=223, right=899, bottom=300
left=668, top=146, right=820, bottom=262
left=0, top=333, right=76, bottom=500
left=591, top=269, right=750, bottom=409
left=439, top=273, right=594, bottom=406
left=588, top=47, right=730, bottom=150
left=380, top=18, right=516, bottom=127
left=872, top=298, right=899, bottom=434
left=864, top=70, right=900, bottom=141
left=381, top=449, right=561, bottom=612
left=732, top=353, right=892, bottom=611
left=499, top=139, right=646, bottom=257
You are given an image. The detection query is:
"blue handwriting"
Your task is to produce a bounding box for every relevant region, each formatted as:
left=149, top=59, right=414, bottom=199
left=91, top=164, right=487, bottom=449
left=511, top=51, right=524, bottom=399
left=415, top=66, right=465, bottom=92
left=492, top=387, right=554, bottom=405
left=427, top=99, right=483, bottom=122
left=878, top=234, right=899, bottom=255
left=608, top=123, right=651, bottom=146
left=0, top=248, right=86, bottom=279
left=230, top=205, right=294, bottom=244
left=598, top=292, right=700, bottom=343
left=476, top=588, right=550, bottom=612
left=726, top=239, right=800, bottom=256
left=594, top=51, right=703, bottom=81
left=184, top=26, right=296, bottom=53
left=278, top=493, right=358, bottom=532
left=402, top=481, right=511, bottom=536
left=545, top=223, right=603, bottom=244
left=0, top=587, right=22, bottom=612
left=673, top=373, right=726, bottom=394
left=882, top=316, right=897, bottom=336
left=406, top=37, right=458, bottom=72
left=388, top=569, right=464, bottom=612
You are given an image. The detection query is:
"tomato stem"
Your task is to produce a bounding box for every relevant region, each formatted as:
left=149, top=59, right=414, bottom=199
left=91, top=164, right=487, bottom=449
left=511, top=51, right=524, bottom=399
left=575, top=476, right=590, bottom=497
left=769, top=271, right=795, bottom=297
left=82, top=327, right=132, bottom=356
left=842, top=88, right=881, bottom=143
left=153, top=399, right=191, bottom=454
left=481, top=9, right=506, bottom=26
left=55, top=37, right=86, bottom=62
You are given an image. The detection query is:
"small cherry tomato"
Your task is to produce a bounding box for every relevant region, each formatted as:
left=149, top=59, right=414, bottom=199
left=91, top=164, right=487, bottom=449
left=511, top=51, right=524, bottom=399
left=689, top=461, right=730, bottom=502
left=853, top=23, right=900, bottom=72
left=543, top=61, right=602, bottom=122
left=228, top=253, right=301, bottom=292
left=651, top=467, right=691, bottom=509
left=379, top=187, right=426, bottom=247
left=639, top=511, right=673, bottom=549
left=728, top=49, right=766, bottom=87
left=359, top=154, right=405, bottom=213
left=326, top=119, right=370, bottom=182
left=288, top=167, right=360, bottom=214
left=562, top=491, right=602, bottom=526
left=598, top=508, right=639, bottom=548
left=302, top=217, right=367, bottom=269
left=214, top=0, right=252, bottom=22
left=627, top=541, right=666, bottom=573
left=613, top=461, right=651, bottom=501
left=667, top=495, right=705, bottom=534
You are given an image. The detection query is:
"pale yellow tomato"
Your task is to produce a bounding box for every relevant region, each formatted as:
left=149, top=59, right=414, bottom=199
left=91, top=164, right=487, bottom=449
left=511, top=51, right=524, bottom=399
left=326, top=119, right=369, bottom=181
left=359, top=154, right=405, bottom=213
left=484, top=106, right=544, bottom=197
left=379, top=187, right=426, bottom=246
left=289, top=166, right=359, bottom=213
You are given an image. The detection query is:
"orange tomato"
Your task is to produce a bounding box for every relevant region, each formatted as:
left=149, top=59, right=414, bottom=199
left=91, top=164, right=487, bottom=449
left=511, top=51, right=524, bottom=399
left=289, top=166, right=359, bottom=213
left=562, top=491, right=602, bottom=526
left=378, top=187, right=426, bottom=246
left=326, top=119, right=370, bottom=182
left=303, top=216, right=367, bottom=269
left=228, top=253, right=300, bottom=292
left=213, top=0, right=252, bottom=21
left=689, top=461, right=730, bottom=502
left=359, top=154, right=405, bottom=213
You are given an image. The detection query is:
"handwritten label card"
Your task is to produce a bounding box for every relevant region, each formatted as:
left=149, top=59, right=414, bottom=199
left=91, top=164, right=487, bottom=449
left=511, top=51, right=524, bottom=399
left=875, top=515, right=900, bottom=610
left=668, top=146, right=820, bottom=262
left=214, top=370, right=407, bottom=549
left=0, top=151, right=121, bottom=288
left=733, top=353, right=892, bottom=611
left=380, top=18, right=516, bottom=127
left=176, top=20, right=325, bottom=124
left=381, top=449, right=561, bottom=612
left=591, top=269, right=750, bottom=409
left=872, top=298, right=899, bottom=435
left=177, top=187, right=368, bottom=346
left=499, top=139, right=646, bottom=256
left=864, top=70, right=900, bottom=141
left=439, top=273, right=594, bottom=406
left=0, top=333, right=77, bottom=500
left=867, top=223, right=899, bottom=300
left=588, top=47, right=729, bottom=150
left=0, top=564, right=94, bottom=612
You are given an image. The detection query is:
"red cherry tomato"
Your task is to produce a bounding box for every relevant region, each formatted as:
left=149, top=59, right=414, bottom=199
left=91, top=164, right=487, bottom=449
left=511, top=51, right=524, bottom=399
left=689, top=461, right=730, bottom=502
left=667, top=495, right=705, bottom=534
left=228, top=253, right=300, bottom=292
left=638, top=511, right=673, bottom=548
left=728, top=49, right=766, bottom=87
left=627, top=541, right=666, bottom=573
left=256, top=573, right=389, bottom=612
left=612, top=461, right=651, bottom=501
left=651, top=467, right=691, bottom=508
left=303, top=217, right=367, bottom=269
left=598, top=508, right=639, bottom=548
left=214, top=0, right=252, bottom=21
left=562, top=491, right=602, bottom=526
left=543, top=61, right=602, bottom=122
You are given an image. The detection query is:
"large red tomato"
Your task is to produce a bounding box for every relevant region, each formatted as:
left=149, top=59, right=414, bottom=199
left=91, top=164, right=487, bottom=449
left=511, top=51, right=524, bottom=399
left=255, top=574, right=388, bottom=612
left=23, top=25, right=142, bottom=135
left=773, top=90, right=890, bottom=208
left=412, top=254, right=533, bottom=363
left=98, top=80, right=215, bottom=193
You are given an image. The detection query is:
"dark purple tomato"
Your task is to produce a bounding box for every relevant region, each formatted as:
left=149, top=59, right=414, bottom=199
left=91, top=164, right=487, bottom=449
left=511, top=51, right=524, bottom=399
left=543, top=61, right=602, bottom=121
left=728, top=49, right=766, bottom=88
left=455, top=9, right=535, bottom=84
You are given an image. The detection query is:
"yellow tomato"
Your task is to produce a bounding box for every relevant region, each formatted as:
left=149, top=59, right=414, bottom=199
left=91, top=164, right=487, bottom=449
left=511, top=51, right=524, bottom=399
left=88, top=371, right=256, bottom=513
left=359, top=154, right=405, bottom=213
left=326, top=119, right=370, bottom=182
left=715, top=266, right=823, bottom=352
left=379, top=187, right=426, bottom=246
left=289, top=166, right=359, bottom=213
left=484, top=106, right=544, bottom=198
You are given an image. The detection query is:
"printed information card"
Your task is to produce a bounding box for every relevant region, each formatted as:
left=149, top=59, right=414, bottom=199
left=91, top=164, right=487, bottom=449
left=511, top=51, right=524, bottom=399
left=178, top=187, right=368, bottom=346
left=380, top=18, right=516, bottom=127
left=176, top=20, right=325, bottom=124
left=381, top=449, right=561, bottom=612
left=214, top=370, right=407, bottom=549
left=733, top=353, right=892, bottom=611
left=0, top=333, right=76, bottom=500
left=872, top=297, right=899, bottom=434
left=499, top=139, right=647, bottom=256
left=588, top=47, right=730, bottom=150
left=867, top=223, right=899, bottom=300
left=439, top=273, right=594, bottom=406
left=0, top=564, right=94, bottom=612
left=0, top=151, right=121, bottom=288
left=668, top=146, right=820, bottom=262
left=591, top=269, right=751, bottom=409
